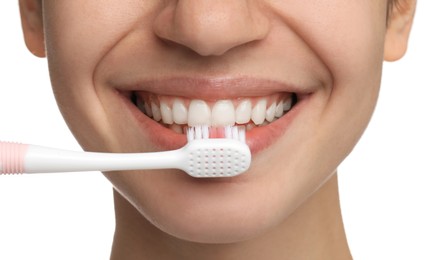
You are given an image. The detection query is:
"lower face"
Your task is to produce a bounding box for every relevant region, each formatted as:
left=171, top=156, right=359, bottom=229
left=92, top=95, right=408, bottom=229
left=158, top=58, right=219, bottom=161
left=43, top=1, right=387, bottom=243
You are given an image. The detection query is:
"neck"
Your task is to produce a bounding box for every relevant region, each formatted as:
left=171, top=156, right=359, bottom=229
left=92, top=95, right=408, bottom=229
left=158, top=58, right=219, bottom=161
left=110, top=174, right=351, bottom=260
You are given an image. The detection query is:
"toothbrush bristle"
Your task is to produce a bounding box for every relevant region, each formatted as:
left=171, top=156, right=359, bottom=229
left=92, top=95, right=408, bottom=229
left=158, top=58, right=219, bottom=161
left=186, top=126, right=246, bottom=143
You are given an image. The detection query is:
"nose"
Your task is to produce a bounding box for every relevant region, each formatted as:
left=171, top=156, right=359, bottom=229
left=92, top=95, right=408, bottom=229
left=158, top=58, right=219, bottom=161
left=153, top=0, right=270, bottom=56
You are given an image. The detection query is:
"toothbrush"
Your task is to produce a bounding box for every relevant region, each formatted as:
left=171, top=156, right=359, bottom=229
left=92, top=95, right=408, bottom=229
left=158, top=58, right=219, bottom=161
left=0, top=126, right=251, bottom=178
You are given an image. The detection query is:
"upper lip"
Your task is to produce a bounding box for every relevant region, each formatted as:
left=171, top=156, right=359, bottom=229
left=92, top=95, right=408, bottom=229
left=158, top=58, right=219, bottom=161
left=111, top=76, right=312, bottom=100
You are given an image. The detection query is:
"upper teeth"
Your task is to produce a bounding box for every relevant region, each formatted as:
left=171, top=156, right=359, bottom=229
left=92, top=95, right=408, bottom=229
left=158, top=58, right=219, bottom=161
left=135, top=93, right=294, bottom=128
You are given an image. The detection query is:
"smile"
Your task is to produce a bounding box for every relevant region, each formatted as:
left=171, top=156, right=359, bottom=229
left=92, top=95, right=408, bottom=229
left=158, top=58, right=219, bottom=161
left=117, top=77, right=311, bottom=154
left=131, top=92, right=296, bottom=134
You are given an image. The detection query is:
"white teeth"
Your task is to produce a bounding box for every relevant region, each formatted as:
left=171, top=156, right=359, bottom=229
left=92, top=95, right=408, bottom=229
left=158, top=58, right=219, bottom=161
left=151, top=102, right=162, bottom=122
left=283, top=98, right=292, bottom=111
left=136, top=94, right=295, bottom=128
left=160, top=101, right=173, bottom=124
left=246, top=123, right=255, bottom=131
left=211, top=100, right=235, bottom=127
left=266, top=102, right=276, bottom=122
left=169, top=124, right=183, bottom=134
left=145, top=102, right=153, bottom=117
left=172, top=98, right=188, bottom=124
left=251, top=98, right=267, bottom=125
left=188, top=100, right=211, bottom=127
left=235, top=99, right=252, bottom=124
left=275, top=100, right=284, bottom=118
left=136, top=99, right=146, bottom=114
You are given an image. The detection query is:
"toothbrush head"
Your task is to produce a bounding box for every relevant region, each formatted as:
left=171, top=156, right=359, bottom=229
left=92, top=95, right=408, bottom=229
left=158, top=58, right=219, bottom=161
left=183, top=126, right=251, bottom=178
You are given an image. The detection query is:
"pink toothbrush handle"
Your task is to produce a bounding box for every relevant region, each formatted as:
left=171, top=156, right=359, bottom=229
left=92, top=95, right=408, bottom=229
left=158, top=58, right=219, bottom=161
left=0, top=142, right=29, bottom=174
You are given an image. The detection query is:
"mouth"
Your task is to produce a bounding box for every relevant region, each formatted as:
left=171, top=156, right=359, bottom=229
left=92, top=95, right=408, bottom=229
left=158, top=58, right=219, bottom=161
left=117, top=77, right=311, bottom=154
left=131, top=91, right=296, bottom=130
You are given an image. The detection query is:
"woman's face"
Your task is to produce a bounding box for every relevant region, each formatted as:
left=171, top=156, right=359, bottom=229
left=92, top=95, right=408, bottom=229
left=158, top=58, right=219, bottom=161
left=29, top=0, right=399, bottom=243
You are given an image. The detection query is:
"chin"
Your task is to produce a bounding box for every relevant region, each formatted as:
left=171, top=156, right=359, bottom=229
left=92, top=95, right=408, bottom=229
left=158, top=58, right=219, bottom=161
left=105, top=157, right=305, bottom=244
left=142, top=183, right=283, bottom=244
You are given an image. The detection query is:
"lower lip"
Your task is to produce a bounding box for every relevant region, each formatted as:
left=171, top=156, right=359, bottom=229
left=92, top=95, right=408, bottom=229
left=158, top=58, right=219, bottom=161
left=118, top=92, right=310, bottom=154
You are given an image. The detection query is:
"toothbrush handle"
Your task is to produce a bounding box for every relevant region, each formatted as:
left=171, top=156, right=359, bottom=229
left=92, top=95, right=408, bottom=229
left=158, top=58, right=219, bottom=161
left=0, top=142, right=184, bottom=174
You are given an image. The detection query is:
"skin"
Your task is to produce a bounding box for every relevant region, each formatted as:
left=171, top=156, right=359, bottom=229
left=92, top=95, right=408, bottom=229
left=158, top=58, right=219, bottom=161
left=19, top=0, right=416, bottom=259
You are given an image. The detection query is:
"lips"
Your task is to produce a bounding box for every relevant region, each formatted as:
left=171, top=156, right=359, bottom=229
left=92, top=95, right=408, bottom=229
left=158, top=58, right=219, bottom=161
left=115, top=77, right=312, bottom=154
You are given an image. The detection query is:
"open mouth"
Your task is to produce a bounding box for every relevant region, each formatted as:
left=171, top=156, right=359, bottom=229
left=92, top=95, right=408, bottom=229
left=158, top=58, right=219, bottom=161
left=115, top=77, right=310, bottom=154
left=129, top=91, right=298, bottom=135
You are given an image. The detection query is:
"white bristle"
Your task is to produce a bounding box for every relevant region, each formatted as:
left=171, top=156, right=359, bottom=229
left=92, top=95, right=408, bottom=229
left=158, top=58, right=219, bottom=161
left=187, top=127, right=195, bottom=142
left=202, top=125, right=209, bottom=139
left=238, top=126, right=246, bottom=143
left=225, top=126, right=232, bottom=139
left=232, top=126, right=239, bottom=140
left=187, top=125, right=247, bottom=143
left=195, top=126, right=202, bottom=140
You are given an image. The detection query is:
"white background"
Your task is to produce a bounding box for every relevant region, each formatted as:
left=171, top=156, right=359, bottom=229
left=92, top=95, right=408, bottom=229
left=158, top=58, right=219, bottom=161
left=0, top=2, right=423, bottom=260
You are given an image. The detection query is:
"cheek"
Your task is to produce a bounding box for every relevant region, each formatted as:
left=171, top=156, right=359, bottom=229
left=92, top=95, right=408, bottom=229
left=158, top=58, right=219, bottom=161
left=262, top=2, right=388, bottom=212
left=42, top=1, right=155, bottom=150
left=291, top=1, right=387, bottom=82
left=44, top=1, right=143, bottom=67
left=293, top=1, right=387, bottom=145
